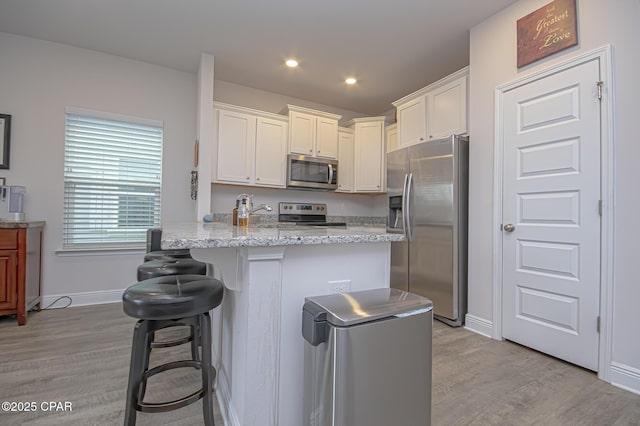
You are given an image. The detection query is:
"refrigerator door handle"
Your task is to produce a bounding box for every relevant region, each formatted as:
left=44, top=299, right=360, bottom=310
left=405, top=173, right=414, bottom=241
left=401, top=173, right=409, bottom=236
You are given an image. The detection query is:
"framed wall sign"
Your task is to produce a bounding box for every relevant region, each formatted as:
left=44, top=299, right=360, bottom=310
left=517, top=0, right=578, bottom=68
left=0, top=114, right=11, bottom=169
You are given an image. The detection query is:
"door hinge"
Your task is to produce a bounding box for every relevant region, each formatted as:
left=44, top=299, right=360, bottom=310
left=598, top=200, right=602, bottom=216
left=596, top=81, right=604, bottom=100
left=597, top=316, right=601, bottom=333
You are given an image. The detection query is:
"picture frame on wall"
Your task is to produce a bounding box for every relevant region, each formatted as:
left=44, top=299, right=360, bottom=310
left=517, top=0, right=578, bottom=68
left=0, top=114, right=11, bottom=169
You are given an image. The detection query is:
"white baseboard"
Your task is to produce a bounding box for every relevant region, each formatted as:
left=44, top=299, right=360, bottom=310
left=40, top=289, right=125, bottom=309
left=464, top=314, right=493, bottom=338
left=610, top=362, right=640, bottom=395
left=216, top=369, right=240, bottom=426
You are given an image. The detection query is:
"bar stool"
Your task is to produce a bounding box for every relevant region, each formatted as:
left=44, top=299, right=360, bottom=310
left=135, top=257, right=208, bottom=364
left=143, top=249, right=192, bottom=262
left=144, top=228, right=192, bottom=262
left=137, top=258, right=207, bottom=281
left=123, top=274, right=224, bottom=426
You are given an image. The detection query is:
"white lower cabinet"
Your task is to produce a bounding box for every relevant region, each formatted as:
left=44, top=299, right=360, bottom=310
left=213, top=103, right=287, bottom=188
left=337, top=128, right=354, bottom=192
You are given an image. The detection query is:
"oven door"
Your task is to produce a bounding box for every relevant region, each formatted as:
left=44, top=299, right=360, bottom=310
left=287, top=154, right=338, bottom=190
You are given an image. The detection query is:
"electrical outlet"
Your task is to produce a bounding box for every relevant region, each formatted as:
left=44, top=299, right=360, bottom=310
left=329, top=280, right=351, bottom=294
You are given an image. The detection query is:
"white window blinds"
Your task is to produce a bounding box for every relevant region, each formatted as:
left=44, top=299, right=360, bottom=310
left=63, top=110, right=163, bottom=249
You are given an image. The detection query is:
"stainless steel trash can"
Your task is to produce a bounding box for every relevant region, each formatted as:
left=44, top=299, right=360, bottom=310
left=302, top=288, right=433, bottom=426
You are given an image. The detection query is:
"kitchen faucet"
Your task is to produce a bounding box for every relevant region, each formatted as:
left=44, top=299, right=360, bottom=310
left=249, top=203, right=272, bottom=214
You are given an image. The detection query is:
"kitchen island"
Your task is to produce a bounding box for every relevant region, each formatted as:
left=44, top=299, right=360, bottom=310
left=162, top=222, right=403, bottom=426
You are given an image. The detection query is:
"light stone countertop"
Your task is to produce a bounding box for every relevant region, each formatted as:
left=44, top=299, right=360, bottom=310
left=161, top=222, right=404, bottom=249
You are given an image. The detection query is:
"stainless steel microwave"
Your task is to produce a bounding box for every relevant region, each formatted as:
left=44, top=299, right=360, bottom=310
left=286, top=154, right=338, bottom=190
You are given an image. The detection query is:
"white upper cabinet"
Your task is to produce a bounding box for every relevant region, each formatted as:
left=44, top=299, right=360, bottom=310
left=396, top=97, right=426, bottom=148
left=254, top=117, right=288, bottom=186
left=216, top=109, right=255, bottom=184
left=351, top=117, right=390, bottom=193
left=285, top=105, right=341, bottom=159
left=213, top=102, right=287, bottom=188
left=393, top=67, right=468, bottom=148
left=337, top=128, right=354, bottom=193
left=427, top=75, right=467, bottom=140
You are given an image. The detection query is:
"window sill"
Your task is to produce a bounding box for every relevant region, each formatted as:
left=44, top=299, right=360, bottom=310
left=55, top=247, right=146, bottom=257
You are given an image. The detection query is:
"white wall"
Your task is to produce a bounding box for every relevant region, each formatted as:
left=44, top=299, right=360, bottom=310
left=0, top=33, right=197, bottom=300
left=214, top=80, right=370, bottom=125
left=210, top=184, right=386, bottom=218
left=468, top=0, right=640, bottom=390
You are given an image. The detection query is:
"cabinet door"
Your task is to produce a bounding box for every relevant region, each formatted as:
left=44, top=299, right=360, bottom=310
left=255, top=118, right=287, bottom=187
left=354, top=121, right=384, bottom=192
left=386, top=125, right=398, bottom=153
left=0, top=250, right=17, bottom=310
left=396, top=97, right=426, bottom=148
left=426, top=76, right=467, bottom=140
left=289, top=111, right=315, bottom=155
left=315, top=117, right=339, bottom=159
left=337, top=131, right=354, bottom=192
left=216, top=110, right=255, bottom=184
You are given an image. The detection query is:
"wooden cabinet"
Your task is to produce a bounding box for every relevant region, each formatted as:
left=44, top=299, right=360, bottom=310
left=337, top=128, right=354, bottom=192
left=285, top=105, right=341, bottom=159
left=351, top=117, right=390, bottom=193
left=0, top=225, right=44, bottom=326
left=393, top=67, right=468, bottom=148
left=213, top=103, right=288, bottom=188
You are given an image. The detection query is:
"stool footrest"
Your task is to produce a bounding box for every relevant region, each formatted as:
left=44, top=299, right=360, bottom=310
left=138, top=389, right=203, bottom=413
left=138, top=360, right=217, bottom=413
left=150, top=334, right=193, bottom=348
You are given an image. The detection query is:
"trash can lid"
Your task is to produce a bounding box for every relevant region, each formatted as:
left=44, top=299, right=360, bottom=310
left=303, top=288, right=432, bottom=327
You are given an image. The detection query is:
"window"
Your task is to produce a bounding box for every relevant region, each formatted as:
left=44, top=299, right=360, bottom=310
left=63, top=108, right=163, bottom=249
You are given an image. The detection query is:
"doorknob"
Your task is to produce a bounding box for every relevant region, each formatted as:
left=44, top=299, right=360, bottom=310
left=503, top=224, right=515, bottom=232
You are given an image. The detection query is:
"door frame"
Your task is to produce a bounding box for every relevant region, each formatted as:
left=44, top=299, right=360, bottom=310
left=492, top=45, right=615, bottom=381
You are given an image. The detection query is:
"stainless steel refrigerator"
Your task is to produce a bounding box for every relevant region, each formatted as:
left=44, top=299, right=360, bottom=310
left=387, top=135, right=468, bottom=326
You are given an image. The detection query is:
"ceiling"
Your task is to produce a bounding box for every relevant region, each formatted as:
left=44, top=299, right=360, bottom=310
left=0, top=0, right=519, bottom=115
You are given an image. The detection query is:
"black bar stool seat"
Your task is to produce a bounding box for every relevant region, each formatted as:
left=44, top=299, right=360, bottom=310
left=143, top=249, right=192, bottom=262
left=137, top=258, right=206, bottom=282
left=123, top=275, right=224, bottom=425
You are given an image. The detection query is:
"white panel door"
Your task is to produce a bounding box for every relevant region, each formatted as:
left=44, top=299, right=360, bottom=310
left=502, top=59, right=601, bottom=371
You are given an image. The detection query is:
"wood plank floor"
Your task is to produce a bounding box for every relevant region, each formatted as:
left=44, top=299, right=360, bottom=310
left=1, top=303, right=639, bottom=425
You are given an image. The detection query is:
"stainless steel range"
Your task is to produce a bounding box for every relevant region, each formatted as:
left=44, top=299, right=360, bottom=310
left=278, top=202, right=346, bottom=227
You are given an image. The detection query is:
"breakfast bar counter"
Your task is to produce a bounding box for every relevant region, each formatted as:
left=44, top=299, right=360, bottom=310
left=161, top=222, right=403, bottom=426
left=161, top=221, right=403, bottom=248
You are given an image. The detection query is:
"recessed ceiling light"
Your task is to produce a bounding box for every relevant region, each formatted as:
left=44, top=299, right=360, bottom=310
left=345, top=77, right=357, bottom=85
left=286, top=59, right=299, bottom=68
